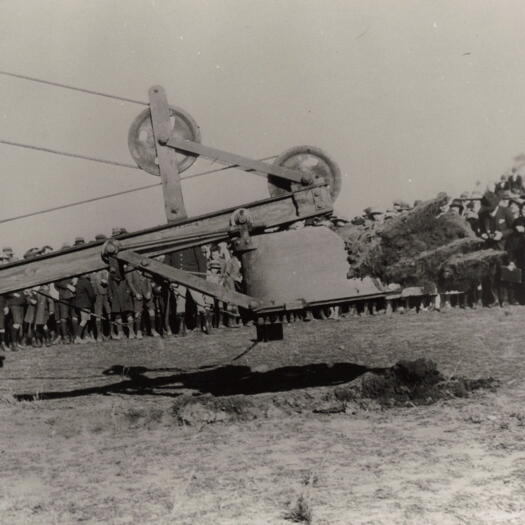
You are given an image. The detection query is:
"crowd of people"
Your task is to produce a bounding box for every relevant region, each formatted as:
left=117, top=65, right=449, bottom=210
left=2, top=170, right=525, bottom=351
left=0, top=231, right=244, bottom=351
left=347, top=169, right=525, bottom=309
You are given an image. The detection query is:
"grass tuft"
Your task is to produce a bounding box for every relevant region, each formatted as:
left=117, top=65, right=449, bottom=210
left=284, top=494, right=313, bottom=524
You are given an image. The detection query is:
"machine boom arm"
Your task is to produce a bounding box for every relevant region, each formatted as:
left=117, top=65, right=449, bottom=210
left=0, top=189, right=332, bottom=295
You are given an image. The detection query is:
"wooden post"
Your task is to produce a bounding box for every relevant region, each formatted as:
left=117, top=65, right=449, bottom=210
left=148, top=85, right=187, bottom=223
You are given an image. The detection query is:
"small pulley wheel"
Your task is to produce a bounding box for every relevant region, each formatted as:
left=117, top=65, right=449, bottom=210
left=128, top=105, right=201, bottom=176
left=268, top=145, right=342, bottom=203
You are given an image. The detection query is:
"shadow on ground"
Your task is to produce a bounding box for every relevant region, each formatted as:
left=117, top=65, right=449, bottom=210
left=15, top=361, right=382, bottom=401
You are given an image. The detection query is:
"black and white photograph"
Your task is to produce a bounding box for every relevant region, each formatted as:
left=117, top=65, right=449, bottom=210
left=1, top=1, right=524, bottom=523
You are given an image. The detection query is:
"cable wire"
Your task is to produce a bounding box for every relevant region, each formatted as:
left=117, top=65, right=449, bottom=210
left=0, top=147, right=277, bottom=224
left=0, top=182, right=161, bottom=225
left=0, top=139, right=140, bottom=170
left=0, top=69, right=148, bottom=106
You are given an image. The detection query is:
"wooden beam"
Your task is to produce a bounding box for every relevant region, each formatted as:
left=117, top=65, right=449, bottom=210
left=116, top=250, right=258, bottom=310
left=149, top=85, right=187, bottom=223
left=0, top=190, right=332, bottom=294
left=165, top=137, right=313, bottom=185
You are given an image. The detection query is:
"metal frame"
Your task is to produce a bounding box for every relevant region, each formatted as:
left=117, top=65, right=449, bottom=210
left=0, top=85, right=385, bottom=341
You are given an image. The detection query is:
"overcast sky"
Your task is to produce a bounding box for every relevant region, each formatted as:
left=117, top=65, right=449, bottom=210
left=2, top=0, right=525, bottom=255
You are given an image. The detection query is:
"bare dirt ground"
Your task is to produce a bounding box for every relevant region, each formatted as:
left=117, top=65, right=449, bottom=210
left=1, top=307, right=525, bottom=524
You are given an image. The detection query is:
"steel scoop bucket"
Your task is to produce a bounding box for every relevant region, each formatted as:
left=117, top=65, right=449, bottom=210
left=241, top=226, right=385, bottom=311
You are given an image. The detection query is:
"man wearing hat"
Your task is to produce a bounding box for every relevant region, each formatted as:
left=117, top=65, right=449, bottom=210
left=73, top=237, right=85, bottom=247
left=498, top=190, right=513, bottom=208
left=54, top=277, right=78, bottom=343
left=508, top=197, right=522, bottom=220
left=5, top=290, right=25, bottom=350
left=370, top=208, right=385, bottom=224
left=479, top=192, right=513, bottom=250
left=479, top=191, right=514, bottom=306
left=111, top=227, right=128, bottom=237
left=448, top=199, right=464, bottom=216
left=464, top=200, right=481, bottom=236
left=23, top=247, right=40, bottom=259
left=126, top=267, right=158, bottom=339
left=508, top=168, right=524, bottom=195
left=392, top=200, right=403, bottom=214
left=165, top=246, right=211, bottom=335
left=2, top=246, right=16, bottom=262
left=495, top=174, right=510, bottom=195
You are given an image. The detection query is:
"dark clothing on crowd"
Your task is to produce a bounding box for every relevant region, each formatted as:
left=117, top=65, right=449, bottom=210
left=495, top=180, right=509, bottom=195
left=6, top=291, right=26, bottom=307
left=506, top=217, right=525, bottom=269
left=126, top=269, right=152, bottom=298
left=478, top=205, right=514, bottom=250
left=0, top=295, right=5, bottom=331
left=55, top=278, right=76, bottom=301
left=508, top=174, right=524, bottom=195
left=167, top=247, right=208, bottom=275
left=464, top=211, right=481, bottom=236
left=74, top=276, right=95, bottom=310
left=108, top=272, right=133, bottom=313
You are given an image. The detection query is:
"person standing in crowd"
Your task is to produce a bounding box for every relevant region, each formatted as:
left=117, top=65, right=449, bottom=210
left=495, top=174, right=509, bottom=195
left=504, top=202, right=525, bottom=304
left=464, top=200, right=481, bottom=236
left=126, top=267, right=158, bottom=339
left=0, top=294, right=8, bottom=351
left=448, top=199, right=464, bottom=216
left=2, top=246, right=15, bottom=262
left=34, top=284, right=54, bottom=346
left=54, top=277, right=77, bottom=343
left=89, top=233, right=110, bottom=342
left=22, top=288, right=38, bottom=346
left=508, top=169, right=524, bottom=195
left=479, top=192, right=514, bottom=249
left=91, top=268, right=110, bottom=342
left=220, top=243, right=243, bottom=327
left=6, top=290, right=25, bottom=350
left=479, top=191, right=514, bottom=306
left=166, top=246, right=211, bottom=334
left=74, top=274, right=95, bottom=343
left=207, top=245, right=225, bottom=327
left=151, top=268, right=169, bottom=336
left=508, top=198, right=521, bottom=221
left=107, top=260, right=134, bottom=339
left=151, top=254, right=174, bottom=336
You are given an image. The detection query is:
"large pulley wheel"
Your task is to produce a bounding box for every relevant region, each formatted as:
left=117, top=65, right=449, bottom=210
left=128, top=105, right=201, bottom=176
left=267, top=145, right=342, bottom=203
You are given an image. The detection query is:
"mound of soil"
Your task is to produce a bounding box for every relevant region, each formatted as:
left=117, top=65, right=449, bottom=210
left=341, top=358, right=499, bottom=407
left=172, top=359, right=499, bottom=425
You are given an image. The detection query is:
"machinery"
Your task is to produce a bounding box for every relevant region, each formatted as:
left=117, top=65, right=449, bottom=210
left=0, top=85, right=386, bottom=340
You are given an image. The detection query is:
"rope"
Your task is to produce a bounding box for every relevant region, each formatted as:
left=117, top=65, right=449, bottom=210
left=0, top=139, right=140, bottom=170
left=0, top=69, right=148, bottom=106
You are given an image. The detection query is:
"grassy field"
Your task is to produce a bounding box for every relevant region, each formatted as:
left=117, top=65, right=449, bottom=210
left=1, top=307, right=525, bottom=524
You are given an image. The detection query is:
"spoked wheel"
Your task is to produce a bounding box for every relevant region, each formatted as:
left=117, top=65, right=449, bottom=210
left=267, top=145, right=342, bottom=203
left=128, top=105, right=201, bottom=176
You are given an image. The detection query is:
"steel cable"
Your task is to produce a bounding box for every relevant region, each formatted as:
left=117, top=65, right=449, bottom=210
left=0, top=139, right=276, bottom=225
left=0, top=138, right=140, bottom=170
left=0, top=69, right=148, bottom=106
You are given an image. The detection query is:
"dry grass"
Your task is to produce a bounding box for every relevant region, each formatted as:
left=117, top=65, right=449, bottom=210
left=1, top=307, right=525, bottom=523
